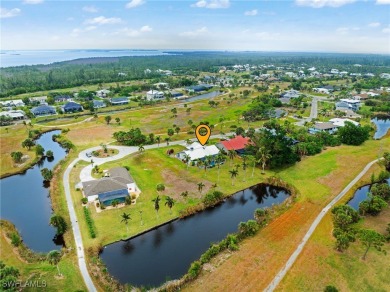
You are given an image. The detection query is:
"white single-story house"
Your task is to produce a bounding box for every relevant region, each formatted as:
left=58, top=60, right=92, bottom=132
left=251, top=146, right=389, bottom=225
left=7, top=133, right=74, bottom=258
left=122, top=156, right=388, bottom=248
left=29, top=96, right=47, bottom=104
left=336, top=99, right=361, bottom=112
left=96, top=89, right=110, bottom=98
left=0, top=99, right=25, bottom=108
left=146, top=90, right=164, bottom=101
left=0, top=110, right=25, bottom=120
left=329, top=118, right=359, bottom=127
left=313, top=88, right=330, bottom=94
left=177, top=142, right=220, bottom=162
left=309, top=122, right=340, bottom=135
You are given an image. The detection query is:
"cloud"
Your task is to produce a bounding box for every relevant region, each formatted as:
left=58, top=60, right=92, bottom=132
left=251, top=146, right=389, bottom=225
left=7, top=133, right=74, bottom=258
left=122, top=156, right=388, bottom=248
left=191, top=0, right=230, bottom=9
left=126, top=0, right=145, bottom=9
left=140, top=25, right=152, bottom=32
left=179, top=27, right=209, bottom=37
left=114, top=25, right=153, bottom=37
left=368, top=22, right=381, bottom=27
left=84, top=16, right=123, bottom=25
left=295, top=0, right=355, bottom=8
left=83, top=6, right=98, bottom=13
left=336, top=26, right=360, bottom=34
left=376, top=0, right=390, bottom=4
left=0, top=7, right=21, bottom=18
left=382, top=27, right=390, bottom=33
left=244, top=9, right=258, bottom=16
left=85, top=26, right=97, bottom=31
left=23, top=0, right=44, bottom=4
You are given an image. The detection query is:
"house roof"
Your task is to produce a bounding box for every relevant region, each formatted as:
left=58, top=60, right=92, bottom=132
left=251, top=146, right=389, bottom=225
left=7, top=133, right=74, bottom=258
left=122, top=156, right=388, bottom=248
left=62, top=102, right=82, bottom=109
left=182, top=145, right=220, bottom=161
left=111, top=97, right=129, bottom=103
left=0, top=110, right=25, bottom=118
left=31, top=105, right=56, bottom=114
left=220, top=135, right=250, bottom=151
left=313, top=122, right=339, bottom=130
left=329, top=118, right=359, bottom=127
left=82, top=167, right=134, bottom=197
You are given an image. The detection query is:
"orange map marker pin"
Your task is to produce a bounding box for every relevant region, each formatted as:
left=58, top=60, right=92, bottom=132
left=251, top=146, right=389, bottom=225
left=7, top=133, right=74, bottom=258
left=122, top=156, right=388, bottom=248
left=195, top=124, right=211, bottom=146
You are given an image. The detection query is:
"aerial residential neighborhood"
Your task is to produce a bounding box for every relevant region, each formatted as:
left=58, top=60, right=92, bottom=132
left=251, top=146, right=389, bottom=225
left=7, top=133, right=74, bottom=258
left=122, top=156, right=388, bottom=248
left=1, top=1, right=390, bottom=292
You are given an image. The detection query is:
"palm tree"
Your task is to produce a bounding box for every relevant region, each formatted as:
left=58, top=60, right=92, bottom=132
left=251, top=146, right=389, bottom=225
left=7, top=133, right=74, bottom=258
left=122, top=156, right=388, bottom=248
left=156, top=136, right=161, bottom=147
left=197, top=182, right=205, bottom=194
left=257, top=147, right=271, bottom=174
left=165, top=137, right=170, bottom=146
left=181, top=191, right=189, bottom=199
left=152, top=196, right=161, bottom=219
left=229, top=169, right=239, bottom=186
left=242, top=158, right=248, bottom=182
left=202, top=156, right=211, bottom=176
left=227, top=150, right=236, bottom=167
left=138, top=144, right=145, bottom=153
left=165, top=196, right=175, bottom=214
left=121, top=212, right=131, bottom=235
left=47, top=250, right=62, bottom=276
left=215, top=153, right=225, bottom=182
left=183, top=154, right=191, bottom=169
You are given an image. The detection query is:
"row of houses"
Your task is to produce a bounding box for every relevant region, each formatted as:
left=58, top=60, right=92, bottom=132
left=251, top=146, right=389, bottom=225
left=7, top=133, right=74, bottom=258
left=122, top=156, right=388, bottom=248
left=31, top=102, right=83, bottom=116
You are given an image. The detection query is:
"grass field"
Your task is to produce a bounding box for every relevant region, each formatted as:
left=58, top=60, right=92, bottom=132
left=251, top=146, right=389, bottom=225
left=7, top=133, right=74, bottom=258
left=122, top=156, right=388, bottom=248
left=0, top=123, right=44, bottom=177
left=0, top=231, right=86, bottom=292
left=183, top=136, right=390, bottom=292
left=71, top=144, right=271, bottom=248
left=278, top=163, right=390, bottom=291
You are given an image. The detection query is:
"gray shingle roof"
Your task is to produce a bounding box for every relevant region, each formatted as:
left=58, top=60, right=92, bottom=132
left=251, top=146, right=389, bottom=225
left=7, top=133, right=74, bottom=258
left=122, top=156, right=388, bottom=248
left=82, top=167, right=134, bottom=197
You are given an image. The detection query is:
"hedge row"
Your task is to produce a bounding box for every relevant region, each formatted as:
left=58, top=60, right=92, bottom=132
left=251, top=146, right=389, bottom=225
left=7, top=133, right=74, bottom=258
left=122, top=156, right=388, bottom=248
left=83, top=206, right=97, bottom=239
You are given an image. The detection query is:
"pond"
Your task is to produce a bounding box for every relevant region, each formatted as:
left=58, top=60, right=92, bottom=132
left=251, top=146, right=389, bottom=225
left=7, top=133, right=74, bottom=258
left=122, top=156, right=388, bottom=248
left=0, top=130, right=67, bottom=252
left=372, top=117, right=390, bottom=139
left=100, top=183, right=290, bottom=288
left=347, top=178, right=390, bottom=210
left=183, top=90, right=222, bottom=102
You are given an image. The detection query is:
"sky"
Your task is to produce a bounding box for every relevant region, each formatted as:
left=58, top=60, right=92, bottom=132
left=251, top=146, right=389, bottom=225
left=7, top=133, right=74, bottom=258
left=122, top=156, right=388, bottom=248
left=1, top=0, right=390, bottom=53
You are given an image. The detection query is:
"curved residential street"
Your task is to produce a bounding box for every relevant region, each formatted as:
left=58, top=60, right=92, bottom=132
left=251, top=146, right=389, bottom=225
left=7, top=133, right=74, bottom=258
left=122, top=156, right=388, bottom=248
left=264, top=158, right=382, bottom=292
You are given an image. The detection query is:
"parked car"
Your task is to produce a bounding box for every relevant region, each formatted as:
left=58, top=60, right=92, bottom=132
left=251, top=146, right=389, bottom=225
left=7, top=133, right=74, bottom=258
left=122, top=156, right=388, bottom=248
left=86, top=152, right=92, bottom=158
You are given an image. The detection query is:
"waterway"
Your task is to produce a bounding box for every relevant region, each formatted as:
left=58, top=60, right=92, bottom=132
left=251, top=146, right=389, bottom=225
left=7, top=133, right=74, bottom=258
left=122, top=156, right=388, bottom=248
left=100, top=183, right=290, bottom=287
left=0, top=130, right=66, bottom=252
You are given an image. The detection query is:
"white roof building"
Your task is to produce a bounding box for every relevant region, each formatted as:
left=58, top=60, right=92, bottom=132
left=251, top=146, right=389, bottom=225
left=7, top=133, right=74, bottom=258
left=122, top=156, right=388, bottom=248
left=0, top=110, right=25, bottom=119
left=177, top=142, right=220, bottom=161
left=146, top=90, right=164, bottom=101
left=329, top=118, right=359, bottom=127
left=0, top=99, right=25, bottom=107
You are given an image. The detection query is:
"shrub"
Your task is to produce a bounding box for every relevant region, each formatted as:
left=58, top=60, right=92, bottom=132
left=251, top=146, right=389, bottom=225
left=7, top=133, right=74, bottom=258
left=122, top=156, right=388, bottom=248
left=11, top=232, right=21, bottom=247
left=83, top=207, right=96, bottom=238
left=96, top=202, right=100, bottom=208
left=238, top=220, right=260, bottom=238
left=202, top=191, right=224, bottom=207
left=81, top=197, right=88, bottom=204
left=324, top=285, right=339, bottom=292
left=371, top=183, right=390, bottom=201
left=125, top=196, right=131, bottom=205
left=254, top=208, right=269, bottom=226
left=332, top=227, right=356, bottom=251
left=359, top=195, right=387, bottom=216
left=200, top=244, right=220, bottom=264
left=124, top=166, right=130, bottom=171
left=187, top=261, right=202, bottom=280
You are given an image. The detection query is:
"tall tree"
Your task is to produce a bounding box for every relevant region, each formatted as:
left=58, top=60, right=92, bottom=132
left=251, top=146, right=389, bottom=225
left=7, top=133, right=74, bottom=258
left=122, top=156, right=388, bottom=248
left=358, top=229, right=386, bottom=260
left=183, top=154, right=191, bottom=169
left=104, top=115, right=112, bottom=125
left=121, top=212, right=131, bottom=235
left=165, top=196, right=175, bottom=214
left=21, top=138, right=35, bottom=150
left=152, top=196, right=161, bottom=219
left=229, top=169, right=239, bottom=186
left=50, top=215, right=68, bottom=236
left=11, top=152, right=23, bottom=163
left=197, top=182, right=205, bottom=194
left=156, top=136, right=161, bottom=147
left=257, top=147, right=271, bottom=174
left=47, top=250, right=62, bottom=276
left=227, top=150, right=236, bottom=167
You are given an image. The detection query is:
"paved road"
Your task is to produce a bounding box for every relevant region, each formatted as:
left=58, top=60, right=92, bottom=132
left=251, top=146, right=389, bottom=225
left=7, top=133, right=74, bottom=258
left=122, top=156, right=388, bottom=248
left=264, top=158, right=382, bottom=292
left=39, top=117, right=94, bottom=128
left=294, top=96, right=325, bottom=127
left=63, top=158, right=97, bottom=292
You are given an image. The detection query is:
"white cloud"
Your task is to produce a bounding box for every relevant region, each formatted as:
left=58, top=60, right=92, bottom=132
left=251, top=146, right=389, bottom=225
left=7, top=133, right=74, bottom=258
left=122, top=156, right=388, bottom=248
left=368, top=22, right=381, bottom=27
left=191, top=0, right=230, bottom=9
left=382, top=27, right=390, bottom=33
left=126, top=0, right=145, bottom=9
left=244, top=9, right=258, bottom=16
left=85, top=26, right=97, bottom=31
left=83, top=6, right=98, bottom=13
left=140, top=25, right=152, bottom=32
left=114, top=25, right=153, bottom=37
left=23, top=0, right=44, bottom=4
left=336, top=26, right=359, bottom=34
left=84, top=16, right=123, bottom=25
left=376, top=0, right=390, bottom=4
left=295, top=0, right=355, bottom=8
left=179, top=27, right=209, bottom=37
left=0, top=7, right=21, bottom=18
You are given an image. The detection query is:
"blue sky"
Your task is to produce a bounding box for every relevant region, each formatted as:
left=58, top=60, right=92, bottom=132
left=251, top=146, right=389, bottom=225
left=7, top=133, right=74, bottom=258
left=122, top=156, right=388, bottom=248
left=1, top=0, right=389, bottom=53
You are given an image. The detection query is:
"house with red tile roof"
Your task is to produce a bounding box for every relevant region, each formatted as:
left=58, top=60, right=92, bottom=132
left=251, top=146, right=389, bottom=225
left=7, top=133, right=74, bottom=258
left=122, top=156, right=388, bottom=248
left=216, top=135, right=251, bottom=154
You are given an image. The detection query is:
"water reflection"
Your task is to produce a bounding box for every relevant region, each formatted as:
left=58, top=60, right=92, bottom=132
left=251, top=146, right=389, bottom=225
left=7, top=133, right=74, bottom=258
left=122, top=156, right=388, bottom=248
left=101, top=183, right=289, bottom=287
